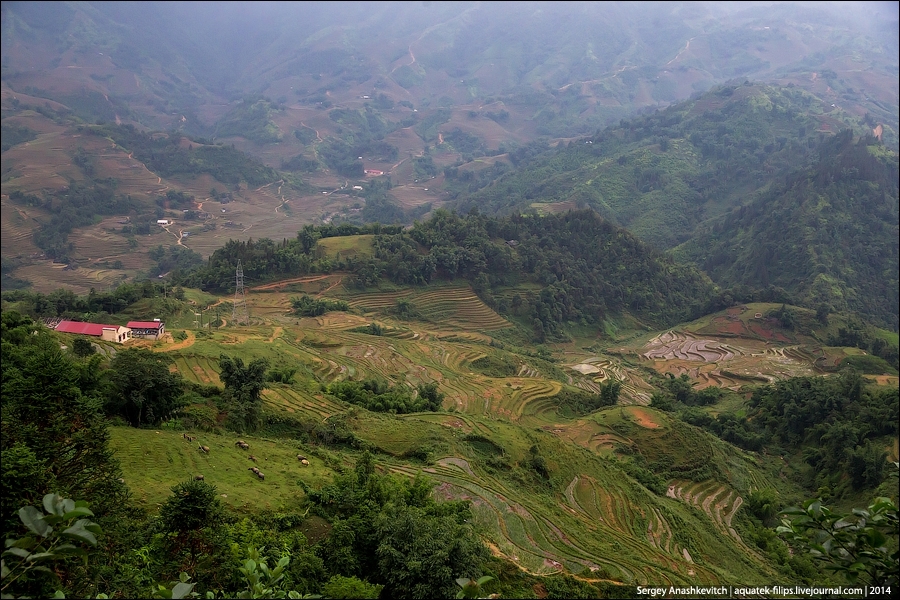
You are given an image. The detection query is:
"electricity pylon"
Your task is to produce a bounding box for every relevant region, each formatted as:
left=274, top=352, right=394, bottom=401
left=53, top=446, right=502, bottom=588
left=233, top=260, right=250, bottom=325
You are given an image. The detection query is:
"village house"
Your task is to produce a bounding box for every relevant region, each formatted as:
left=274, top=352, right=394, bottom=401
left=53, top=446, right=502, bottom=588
left=127, top=320, right=166, bottom=340
left=55, top=320, right=131, bottom=343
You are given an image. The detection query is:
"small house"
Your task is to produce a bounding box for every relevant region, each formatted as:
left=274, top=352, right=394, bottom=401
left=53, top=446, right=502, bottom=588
left=127, top=320, right=166, bottom=340
left=55, top=321, right=131, bottom=343
left=157, top=219, right=170, bottom=226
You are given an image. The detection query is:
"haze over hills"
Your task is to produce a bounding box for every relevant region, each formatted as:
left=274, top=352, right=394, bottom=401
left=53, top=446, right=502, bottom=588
left=1, top=3, right=898, bottom=598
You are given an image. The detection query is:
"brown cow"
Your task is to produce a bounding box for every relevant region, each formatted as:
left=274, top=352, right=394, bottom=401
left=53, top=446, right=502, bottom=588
left=248, top=455, right=258, bottom=462
left=198, top=445, right=210, bottom=454
left=194, top=475, right=204, bottom=481
left=300, top=459, right=310, bottom=466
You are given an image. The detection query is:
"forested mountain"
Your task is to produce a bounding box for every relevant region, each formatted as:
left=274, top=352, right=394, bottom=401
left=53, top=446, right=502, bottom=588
left=674, top=130, right=899, bottom=330
left=185, top=209, right=715, bottom=333
left=451, top=82, right=877, bottom=248
left=446, top=83, right=899, bottom=331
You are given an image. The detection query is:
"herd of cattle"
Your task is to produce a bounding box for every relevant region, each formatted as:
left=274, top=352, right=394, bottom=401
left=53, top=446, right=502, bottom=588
left=183, top=433, right=309, bottom=482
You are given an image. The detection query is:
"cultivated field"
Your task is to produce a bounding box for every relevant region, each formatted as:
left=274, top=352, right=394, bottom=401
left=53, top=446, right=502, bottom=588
left=98, top=277, right=867, bottom=588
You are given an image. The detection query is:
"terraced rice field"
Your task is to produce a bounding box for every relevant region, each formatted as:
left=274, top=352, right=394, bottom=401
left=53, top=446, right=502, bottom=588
left=567, top=356, right=654, bottom=404
left=170, top=354, right=222, bottom=386
left=263, top=386, right=345, bottom=420
left=390, top=460, right=717, bottom=585
left=0, top=199, right=42, bottom=256
left=666, top=480, right=751, bottom=554
left=642, top=331, right=747, bottom=362
left=343, top=285, right=510, bottom=331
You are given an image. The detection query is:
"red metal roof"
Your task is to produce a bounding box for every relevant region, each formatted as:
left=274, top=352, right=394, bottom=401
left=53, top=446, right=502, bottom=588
left=55, top=321, right=122, bottom=336
left=127, top=321, right=164, bottom=329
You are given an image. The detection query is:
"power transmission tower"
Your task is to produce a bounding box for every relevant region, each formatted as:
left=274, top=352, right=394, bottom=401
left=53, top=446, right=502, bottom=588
left=233, top=260, right=250, bottom=325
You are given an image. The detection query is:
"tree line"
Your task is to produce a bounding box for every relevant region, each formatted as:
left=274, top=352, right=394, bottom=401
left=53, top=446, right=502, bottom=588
left=183, top=209, right=715, bottom=335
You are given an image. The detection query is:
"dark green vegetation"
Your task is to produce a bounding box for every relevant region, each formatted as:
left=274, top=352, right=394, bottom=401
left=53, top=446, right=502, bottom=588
left=678, top=371, right=898, bottom=494
left=778, top=496, right=899, bottom=586
left=303, top=452, right=488, bottom=598
left=327, top=381, right=445, bottom=415
left=214, top=96, right=284, bottom=145
left=0, top=123, right=37, bottom=152
left=82, top=123, right=279, bottom=187
left=186, top=209, right=714, bottom=334
left=676, top=130, right=899, bottom=331
left=290, top=295, right=350, bottom=317
left=449, top=84, right=899, bottom=332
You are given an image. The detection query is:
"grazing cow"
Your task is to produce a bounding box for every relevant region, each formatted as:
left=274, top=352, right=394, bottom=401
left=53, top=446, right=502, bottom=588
left=297, top=455, right=306, bottom=461
left=198, top=444, right=210, bottom=454
left=249, top=467, right=260, bottom=474
left=300, top=459, right=310, bottom=466
left=194, top=475, right=204, bottom=481
left=256, top=472, right=265, bottom=480
left=248, top=455, right=258, bottom=462
left=239, top=442, right=249, bottom=450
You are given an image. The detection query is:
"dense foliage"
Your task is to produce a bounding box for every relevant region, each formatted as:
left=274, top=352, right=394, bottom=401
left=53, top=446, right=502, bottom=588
left=1, top=280, right=169, bottom=321
left=184, top=209, right=714, bottom=331
left=676, top=131, right=899, bottom=331
left=302, top=452, right=489, bottom=598
left=554, top=382, right=621, bottom=417
left=680, top=372, right=898, bottom=496
left=327, top=380, right=445, bottom=414
left=453, top=83, right=837, bottom=248
left=0, top=312, right=126, bottom=573
left=80, top=123, right=279, bottom=186
left=104, top=349, right=185, bottom=427
left=290, top=295, right=350, bottom=317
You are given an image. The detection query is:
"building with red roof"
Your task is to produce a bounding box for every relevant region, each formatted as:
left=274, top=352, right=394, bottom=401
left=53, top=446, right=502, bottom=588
left=55, top=321, right=131, bottom=343
left=127, top=320, right=166, bottom=340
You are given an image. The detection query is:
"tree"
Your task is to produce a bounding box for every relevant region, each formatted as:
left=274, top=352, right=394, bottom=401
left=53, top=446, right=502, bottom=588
left=72, top=338, right=95, bottom=358
left=416, top=383, right=445, bottom=412
left=374, top=504, right=489, bottom=599
left=0, top=493, right=102, bottom=600
left=157, top=480, right=229, bottom=581
left=599, top=380, right=621, bottom=406
left=1, top=312, right=124, bottom=540
left=218, top=355, right=269, bottom=431
left=777, top=494, right=899, bottom=586
left=105, top=349, right=185, bottom=427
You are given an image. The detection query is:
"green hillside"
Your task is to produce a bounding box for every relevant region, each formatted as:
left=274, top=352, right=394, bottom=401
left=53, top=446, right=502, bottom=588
left=3, top=268, right=897, bottom=598
left=453, top=83, right=873, bottom=248
left=674, top=130, right=900, bottom=331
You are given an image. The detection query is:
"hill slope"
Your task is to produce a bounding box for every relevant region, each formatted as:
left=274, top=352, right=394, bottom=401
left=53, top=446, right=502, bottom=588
left=674, top=130, right=900, bottom=331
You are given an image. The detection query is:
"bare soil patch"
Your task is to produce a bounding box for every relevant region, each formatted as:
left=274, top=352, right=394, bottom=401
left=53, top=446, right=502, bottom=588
left=627, top=407, right=660, bottom=429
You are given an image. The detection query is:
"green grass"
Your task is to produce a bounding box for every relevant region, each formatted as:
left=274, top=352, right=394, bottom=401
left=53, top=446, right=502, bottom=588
left=109, top=427, right=333, bottom=511
left=317, top=235, right=375, bottom=259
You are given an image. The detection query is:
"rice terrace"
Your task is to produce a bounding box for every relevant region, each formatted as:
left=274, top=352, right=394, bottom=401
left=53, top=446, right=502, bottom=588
left=92, top=270, right=897, bottom=590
